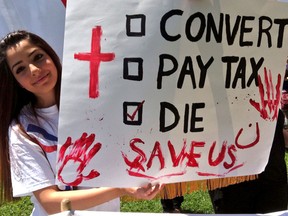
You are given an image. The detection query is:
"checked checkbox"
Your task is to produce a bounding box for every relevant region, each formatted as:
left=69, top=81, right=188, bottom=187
left=123, top=100, right=145, bottom=125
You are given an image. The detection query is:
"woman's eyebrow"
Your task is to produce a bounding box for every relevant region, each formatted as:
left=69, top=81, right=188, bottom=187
left=11, top=61, right=22, bottom=71
left=11, top=49, right=37, bottom=71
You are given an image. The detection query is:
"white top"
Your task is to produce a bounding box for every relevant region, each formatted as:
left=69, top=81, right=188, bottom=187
left=9, top=104, right=119, bottom=216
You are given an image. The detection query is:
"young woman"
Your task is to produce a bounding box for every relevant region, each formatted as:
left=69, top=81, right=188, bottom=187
left=0, top=30, right=162, bottom=215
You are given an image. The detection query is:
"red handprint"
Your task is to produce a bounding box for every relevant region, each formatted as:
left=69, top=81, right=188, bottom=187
left=57, top=133, right=102, bottom=186
left=249, top=67, right=281, bottom=121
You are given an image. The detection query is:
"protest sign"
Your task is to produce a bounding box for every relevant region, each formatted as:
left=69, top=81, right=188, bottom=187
left=57, top=0, right=288, bottom=187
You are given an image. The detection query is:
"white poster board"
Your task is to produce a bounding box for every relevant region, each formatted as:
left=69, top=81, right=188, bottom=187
left=57, top=0, right=288, bottom=187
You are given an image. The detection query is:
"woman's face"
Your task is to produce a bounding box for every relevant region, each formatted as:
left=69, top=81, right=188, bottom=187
left=6, top=39, right=58, bottom=107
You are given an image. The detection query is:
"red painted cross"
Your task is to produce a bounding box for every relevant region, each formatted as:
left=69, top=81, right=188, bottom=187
left=61, top=0, right=66, bottom=7
left=74, top=26, right=115, bottom=98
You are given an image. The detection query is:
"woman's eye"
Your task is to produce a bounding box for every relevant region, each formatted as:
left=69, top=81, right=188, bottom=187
left=15, top=66, right=25, bottom=74
left=34, top=53, right=44, bottom=61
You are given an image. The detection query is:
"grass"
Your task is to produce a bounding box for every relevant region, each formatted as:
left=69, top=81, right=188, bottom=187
left=0, top=197, right=33, bottom=216
left=0, top=152, right=287, bottom=215
left=121, top=191, right=214, bottom=214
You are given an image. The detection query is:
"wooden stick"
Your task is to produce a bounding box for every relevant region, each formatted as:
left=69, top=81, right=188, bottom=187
left=60, top=198, right=74, bottom=215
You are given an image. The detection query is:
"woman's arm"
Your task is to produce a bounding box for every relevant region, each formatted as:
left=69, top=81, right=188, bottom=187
left=34, top=183, right=162, bottom=214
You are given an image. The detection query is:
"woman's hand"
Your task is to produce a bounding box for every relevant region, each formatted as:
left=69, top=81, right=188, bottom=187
left=123, top=183, right=163, bottom=200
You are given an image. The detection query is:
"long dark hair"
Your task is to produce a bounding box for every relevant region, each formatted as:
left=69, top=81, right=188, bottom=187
left=0, top=30, right=62, bottom=203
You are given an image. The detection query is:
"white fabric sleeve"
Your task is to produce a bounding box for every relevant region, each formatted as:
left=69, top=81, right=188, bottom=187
left=9, top=124, right=55, bottom=197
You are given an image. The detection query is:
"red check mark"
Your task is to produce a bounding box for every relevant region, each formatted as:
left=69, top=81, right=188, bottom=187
left=126, top=100, right=145, bottom=121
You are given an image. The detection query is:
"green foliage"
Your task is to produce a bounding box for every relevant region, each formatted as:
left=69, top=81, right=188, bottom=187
left=181, top=191, right=214, bottom=214
left=0, top=197, right=33, bottom=216
left=121, top=198, right=162, bottom=213
left=121, top=191, right=214, bottom=214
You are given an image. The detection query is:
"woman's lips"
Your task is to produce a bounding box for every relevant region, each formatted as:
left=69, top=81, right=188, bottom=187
left=33, top=73, right=50, bottom=85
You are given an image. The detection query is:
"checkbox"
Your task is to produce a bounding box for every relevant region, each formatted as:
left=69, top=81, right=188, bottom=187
left=126, top=14, right=146, bottom=37
left=123, top=101, right=145, bottom=125
left=123, top=58, right=143, bottom=81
